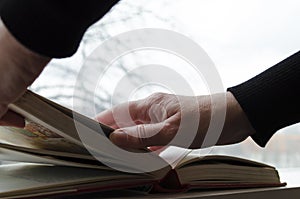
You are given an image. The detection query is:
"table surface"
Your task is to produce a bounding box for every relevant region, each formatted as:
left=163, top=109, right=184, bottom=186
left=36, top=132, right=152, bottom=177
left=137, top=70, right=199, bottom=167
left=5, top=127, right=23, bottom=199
left=49, top=168, right=300, bottom=199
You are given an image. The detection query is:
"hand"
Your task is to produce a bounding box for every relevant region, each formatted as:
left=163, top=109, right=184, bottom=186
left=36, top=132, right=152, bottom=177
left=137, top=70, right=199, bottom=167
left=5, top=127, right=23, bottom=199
left=0, top=20, right=51, bottom=127
left=96, top=92, right=256, bottom=150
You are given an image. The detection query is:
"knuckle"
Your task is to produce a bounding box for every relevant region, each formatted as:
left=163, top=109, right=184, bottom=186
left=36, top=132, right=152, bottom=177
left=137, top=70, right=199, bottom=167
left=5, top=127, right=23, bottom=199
left=148, top=92, right=167, bottom=103
left=161, top=122, right=178, bottom=140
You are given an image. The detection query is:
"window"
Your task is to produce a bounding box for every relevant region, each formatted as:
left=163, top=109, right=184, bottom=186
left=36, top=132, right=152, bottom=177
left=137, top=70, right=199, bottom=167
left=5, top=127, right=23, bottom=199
left=30, top=0, right=300, bottom=168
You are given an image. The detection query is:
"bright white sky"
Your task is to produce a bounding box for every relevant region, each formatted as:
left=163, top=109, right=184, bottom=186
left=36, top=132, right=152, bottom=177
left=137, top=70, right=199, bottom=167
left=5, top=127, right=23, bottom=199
left=78, top=0, right=300, bottom=99
left=155, top=0, right=300, bottom=87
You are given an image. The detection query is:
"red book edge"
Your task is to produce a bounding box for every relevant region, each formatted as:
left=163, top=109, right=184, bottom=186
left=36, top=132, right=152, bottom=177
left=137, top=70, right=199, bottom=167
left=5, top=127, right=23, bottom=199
left=151, top=169, right=287, bottom=193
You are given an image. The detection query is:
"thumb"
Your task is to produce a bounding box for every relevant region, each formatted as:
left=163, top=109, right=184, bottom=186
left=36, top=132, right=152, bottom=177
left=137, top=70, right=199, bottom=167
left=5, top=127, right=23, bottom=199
left=109, top=122, right=173, bottom=149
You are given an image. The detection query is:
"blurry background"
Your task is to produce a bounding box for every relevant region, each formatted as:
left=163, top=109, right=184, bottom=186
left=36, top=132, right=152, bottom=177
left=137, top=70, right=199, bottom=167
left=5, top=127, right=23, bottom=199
left=29, top=0, right=300, bottom=168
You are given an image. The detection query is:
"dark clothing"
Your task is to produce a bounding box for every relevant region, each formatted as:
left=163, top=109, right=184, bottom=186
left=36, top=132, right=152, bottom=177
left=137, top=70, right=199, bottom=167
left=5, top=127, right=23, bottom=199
left=0, top=0, right=119, bottom=57
left=228, top=51, right=300, bottom=147
left=0, top=1, right=299, bottom=147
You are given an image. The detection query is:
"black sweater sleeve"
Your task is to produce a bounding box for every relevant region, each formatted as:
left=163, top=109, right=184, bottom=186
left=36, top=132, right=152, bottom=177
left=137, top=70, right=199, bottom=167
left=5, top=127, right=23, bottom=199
left=228, top=51, right=300, bottom=147
left=0, top=0, right=119, bottom=58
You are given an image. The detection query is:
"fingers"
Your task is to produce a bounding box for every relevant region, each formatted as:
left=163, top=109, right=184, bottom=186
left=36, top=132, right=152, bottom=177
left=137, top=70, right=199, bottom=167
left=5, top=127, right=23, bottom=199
left=148, top=146, right=164, bottom=151
left=96, top=101, right=150, bottom=129
left=95, top=109, right=118, bottom=129
left=96, top=102, right=137, bottom=129
left=0, top=110, right=25, bottom=128
left=110, top=121, right=177, bottom=149
left=96, top=97, right=169, bottom=129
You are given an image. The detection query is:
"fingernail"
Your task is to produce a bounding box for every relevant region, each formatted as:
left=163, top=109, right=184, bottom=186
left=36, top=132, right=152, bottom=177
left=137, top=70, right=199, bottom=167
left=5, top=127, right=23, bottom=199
left=109, top=130, right=126, bottom=145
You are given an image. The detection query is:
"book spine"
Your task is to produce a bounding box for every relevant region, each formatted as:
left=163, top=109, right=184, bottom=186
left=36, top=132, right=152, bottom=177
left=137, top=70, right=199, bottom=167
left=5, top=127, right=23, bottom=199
left=150, top=169, right=190, bottom=193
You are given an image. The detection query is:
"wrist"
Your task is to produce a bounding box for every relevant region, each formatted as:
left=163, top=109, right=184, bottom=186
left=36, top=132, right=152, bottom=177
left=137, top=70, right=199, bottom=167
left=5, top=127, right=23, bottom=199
left=217, top=92, right=256, bottom=145
left=0, top=20, right=51, bottom=105
left=0, top=20, right=50, bottom=77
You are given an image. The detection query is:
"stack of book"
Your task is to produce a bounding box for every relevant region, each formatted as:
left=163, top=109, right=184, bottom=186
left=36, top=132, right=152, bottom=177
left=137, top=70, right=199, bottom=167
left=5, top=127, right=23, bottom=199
left=0, top=90, right=286, bottom=199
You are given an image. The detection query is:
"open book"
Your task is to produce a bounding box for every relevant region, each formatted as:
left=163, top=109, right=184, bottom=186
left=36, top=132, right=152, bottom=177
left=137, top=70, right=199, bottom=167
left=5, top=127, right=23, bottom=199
left=0, top=90, right=286, bottom=198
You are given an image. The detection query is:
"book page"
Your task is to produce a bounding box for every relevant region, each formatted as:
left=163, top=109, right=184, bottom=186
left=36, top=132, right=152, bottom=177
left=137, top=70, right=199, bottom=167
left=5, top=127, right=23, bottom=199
left=0, top=147, right=108, bottom=169
left=0, top=144, right=154, bottom=173
left=0, top=120, right=89, bottom=154
left=159, top=146, right=192, bottom=168
left=24, top=90, right=114, bottom=137
left=0, top=163, right=147, bottom=198
left=158, top=147, right=220, bottom=169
